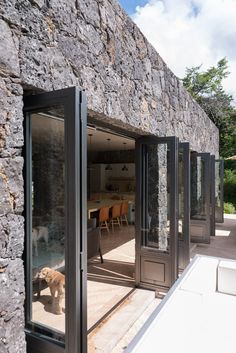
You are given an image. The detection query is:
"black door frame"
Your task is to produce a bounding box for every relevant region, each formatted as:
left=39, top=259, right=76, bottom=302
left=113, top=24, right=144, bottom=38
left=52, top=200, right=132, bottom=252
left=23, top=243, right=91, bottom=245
left=215, top=159, right=224, bottom=223
left=178, top=142, right=190, bottom=270
left=135, top=136, right=179, bottom=291
left=210, top=155, right=216, bottom=236
left=190, top=152, right=211, bottom=244
left=23, top=87, right=87, bottom=353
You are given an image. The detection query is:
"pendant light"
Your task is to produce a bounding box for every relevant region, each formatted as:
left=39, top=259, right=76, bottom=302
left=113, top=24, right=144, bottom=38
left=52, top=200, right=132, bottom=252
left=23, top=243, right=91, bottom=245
left=122, top=142, right=128, bottom=171
left=105, top=138, right=112, bottom=171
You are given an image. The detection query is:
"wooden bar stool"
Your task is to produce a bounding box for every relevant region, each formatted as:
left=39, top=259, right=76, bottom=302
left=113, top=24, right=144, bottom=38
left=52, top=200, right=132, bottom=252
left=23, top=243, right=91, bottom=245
left=99, top=207, right=110, bottom=233
left=120, top=202, right=129, bottom=226
left=110, top=204, right=121, bottom=232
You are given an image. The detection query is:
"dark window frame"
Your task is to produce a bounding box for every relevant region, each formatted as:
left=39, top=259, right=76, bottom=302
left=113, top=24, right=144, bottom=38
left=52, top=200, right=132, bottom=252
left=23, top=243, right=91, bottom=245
left=23, top=87, right=87, bottom=353
left=178, top=142, right=190, bottom=270
left=135, top=135, right=179, bottom=291
left=190, top=152, right=211, bottom=244
left=215, top=159, right=224, bottom=223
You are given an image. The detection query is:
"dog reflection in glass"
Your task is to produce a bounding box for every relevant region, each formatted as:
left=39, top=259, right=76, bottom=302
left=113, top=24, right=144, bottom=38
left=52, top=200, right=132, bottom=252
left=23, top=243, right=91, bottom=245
left=32, top=226, right=49, bottom=257
left=38, top=267, right=65, bottom=315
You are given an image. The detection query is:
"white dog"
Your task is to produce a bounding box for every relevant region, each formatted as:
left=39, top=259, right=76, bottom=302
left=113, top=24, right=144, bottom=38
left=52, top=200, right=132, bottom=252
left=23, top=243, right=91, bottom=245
left=32, top=226, right=49, bottom=256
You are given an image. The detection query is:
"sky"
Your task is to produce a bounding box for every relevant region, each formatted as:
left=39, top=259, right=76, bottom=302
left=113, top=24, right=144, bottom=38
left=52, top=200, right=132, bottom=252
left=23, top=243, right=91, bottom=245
left=118, top=0, right=236, bottom=102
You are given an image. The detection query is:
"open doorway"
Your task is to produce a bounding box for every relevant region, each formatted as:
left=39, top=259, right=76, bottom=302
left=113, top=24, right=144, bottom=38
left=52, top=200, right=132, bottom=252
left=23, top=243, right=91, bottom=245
left=86, top=124, right=136, bottom=331
left=23, top=88, right=182, bottom=353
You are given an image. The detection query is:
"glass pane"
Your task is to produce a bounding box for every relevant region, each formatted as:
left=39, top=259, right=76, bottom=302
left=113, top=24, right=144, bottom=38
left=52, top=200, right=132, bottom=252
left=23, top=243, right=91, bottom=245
left=191, top=154, right=207, bottom=221
left=142, top=143, right=170, bottom=252
left=215, top=161, right=223, bottom=221
left=30, top=107, right=65, bottom=341
left=178, top=148, right=184, bottom=240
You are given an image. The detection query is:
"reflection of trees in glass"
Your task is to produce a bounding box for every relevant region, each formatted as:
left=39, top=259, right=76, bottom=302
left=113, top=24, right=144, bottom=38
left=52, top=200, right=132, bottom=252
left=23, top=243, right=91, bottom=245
left=215, top=161, right=221, bottom=207
left=32, top=114, right=65, bottom=242
left=178, top=151, right=184, bottom=238
left=191, top=154, right=206, bottom=220
left=147, top=144, right=168, bottom=251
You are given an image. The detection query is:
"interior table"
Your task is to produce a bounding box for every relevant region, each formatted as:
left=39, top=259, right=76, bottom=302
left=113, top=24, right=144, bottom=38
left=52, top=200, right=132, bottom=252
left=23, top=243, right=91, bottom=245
left=87, top=199, right=129, bottom=219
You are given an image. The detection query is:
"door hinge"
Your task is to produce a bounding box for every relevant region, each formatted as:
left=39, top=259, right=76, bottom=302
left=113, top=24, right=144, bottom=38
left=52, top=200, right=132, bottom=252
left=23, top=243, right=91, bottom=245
left=80, top=252, right=84, bottom=272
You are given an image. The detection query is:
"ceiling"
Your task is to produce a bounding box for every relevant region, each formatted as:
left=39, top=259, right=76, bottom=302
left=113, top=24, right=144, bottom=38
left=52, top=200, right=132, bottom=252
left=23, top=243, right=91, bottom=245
left=87, top=126, right=135, bottom=151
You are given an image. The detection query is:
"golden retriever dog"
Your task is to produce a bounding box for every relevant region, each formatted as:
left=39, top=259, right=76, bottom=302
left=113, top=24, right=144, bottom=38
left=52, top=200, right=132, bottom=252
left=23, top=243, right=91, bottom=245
left=38, top=267, right=65, bottom=315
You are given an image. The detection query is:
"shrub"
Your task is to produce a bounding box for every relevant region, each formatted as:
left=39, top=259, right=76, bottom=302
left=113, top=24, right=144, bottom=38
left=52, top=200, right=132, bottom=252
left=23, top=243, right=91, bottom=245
left=224, top=202, right=235, bottom=214
left=224, top=160, right=236, bottom=171
left=224, top=169, right=236, bottom=208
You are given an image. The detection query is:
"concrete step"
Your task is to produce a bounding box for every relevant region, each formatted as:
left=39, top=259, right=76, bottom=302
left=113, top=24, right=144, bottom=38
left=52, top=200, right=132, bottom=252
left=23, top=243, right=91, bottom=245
left=111, top=296, right=161, bottom=353
left=88, top=288, right=158, bottom=353
left=190, top=242, right=198, bottom=253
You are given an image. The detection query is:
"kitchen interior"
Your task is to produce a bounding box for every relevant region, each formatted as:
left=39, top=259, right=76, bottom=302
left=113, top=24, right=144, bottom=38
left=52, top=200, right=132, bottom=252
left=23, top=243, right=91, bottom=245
left=87, top=124, right=136, bottom=331
left=87, top=126, right=135, bottom=216
left=30, top=112, right=137, bottom=342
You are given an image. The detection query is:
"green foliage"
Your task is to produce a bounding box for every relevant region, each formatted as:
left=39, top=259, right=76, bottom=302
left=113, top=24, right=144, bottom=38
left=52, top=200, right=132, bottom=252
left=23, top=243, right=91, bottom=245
left=224, top=160, right=236, bottom=171
left=183, top=58, right=229, bottom=99
left=224, top=202, right=235, bottom=214
left=224, top=169, right=236, bottom=207
left=182, top=58, right=236, bottom=158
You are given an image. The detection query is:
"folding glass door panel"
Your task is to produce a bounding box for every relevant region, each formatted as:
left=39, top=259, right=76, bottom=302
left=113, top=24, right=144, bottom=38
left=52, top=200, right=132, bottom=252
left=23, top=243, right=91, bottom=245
left=215, top=160, right=224, bottom=223
left=178, top=143, right=190, bottom=270
left=135, top=136, right=178, bottom=291
left=190, top=152, right=211, bottom=243
left=210, top=155, right=216, bottom=236
left=24, top=87, right=87, bottom=353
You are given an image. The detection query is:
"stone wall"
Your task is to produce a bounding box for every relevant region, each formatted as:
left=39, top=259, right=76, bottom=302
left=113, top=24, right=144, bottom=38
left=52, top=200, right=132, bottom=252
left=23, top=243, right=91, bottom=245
left=1, top=0, right=219, bottom=155
left=0, top=19, right=25, bottom=353
left=0, top=0, right=219, bottom=352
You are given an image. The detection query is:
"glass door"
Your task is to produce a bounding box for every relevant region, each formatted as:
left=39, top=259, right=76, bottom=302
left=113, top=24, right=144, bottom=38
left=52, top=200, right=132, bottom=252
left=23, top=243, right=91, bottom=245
left=210, top=155, right=216, bottom=236
left=24, top=87, right=87, bottom=353
left=190, top=152, right=211, bottom=243
left=135, top=136, right=178, bottom=291
left=215, top=159, right=224, bottom=223
left=178, top=143, right=190, bottom=271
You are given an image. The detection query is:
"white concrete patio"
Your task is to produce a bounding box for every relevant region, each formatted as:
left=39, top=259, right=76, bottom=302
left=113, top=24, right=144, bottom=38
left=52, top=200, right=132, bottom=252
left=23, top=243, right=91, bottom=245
left=125, top=254, right=236, bottom=353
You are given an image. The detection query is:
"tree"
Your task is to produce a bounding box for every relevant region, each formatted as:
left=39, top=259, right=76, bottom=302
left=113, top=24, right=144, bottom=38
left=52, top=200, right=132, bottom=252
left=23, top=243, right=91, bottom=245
left=224, top=169, right=236, bottom=208
left=182, top=58, right=236, bottom=158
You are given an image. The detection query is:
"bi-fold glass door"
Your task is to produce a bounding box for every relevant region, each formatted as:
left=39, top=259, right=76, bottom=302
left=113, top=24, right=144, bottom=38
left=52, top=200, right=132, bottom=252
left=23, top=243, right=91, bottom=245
left=210, top=155, right=216, bottom=237
left=215, top=159, right=224, bottom=223
left=178, top=143, right=190, bottom=270
left=24, top=87, right=87, bottom=353
left=210, top=157, right=224, bottom=236
left=190, top=152, right=211, bottom=243
left=135, top=136, right=179, bottom=291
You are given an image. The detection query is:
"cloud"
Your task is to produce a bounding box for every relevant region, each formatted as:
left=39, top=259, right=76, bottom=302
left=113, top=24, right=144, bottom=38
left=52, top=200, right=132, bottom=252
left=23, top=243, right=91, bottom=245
left=132, top=0, right=236, bottom=101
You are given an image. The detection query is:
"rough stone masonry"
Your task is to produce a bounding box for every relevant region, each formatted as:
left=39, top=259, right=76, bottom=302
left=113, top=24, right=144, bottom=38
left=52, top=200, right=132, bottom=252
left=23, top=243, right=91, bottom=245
left=0, top=0, right=219, bottom=352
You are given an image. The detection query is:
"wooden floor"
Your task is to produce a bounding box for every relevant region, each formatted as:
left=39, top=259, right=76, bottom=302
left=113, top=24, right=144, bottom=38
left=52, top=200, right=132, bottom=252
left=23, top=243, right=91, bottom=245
left=88, top=224, right=136, bottom=330
left=88, top=224, right=135, bottom=285
left=32, top=225, right=136, bottom=333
